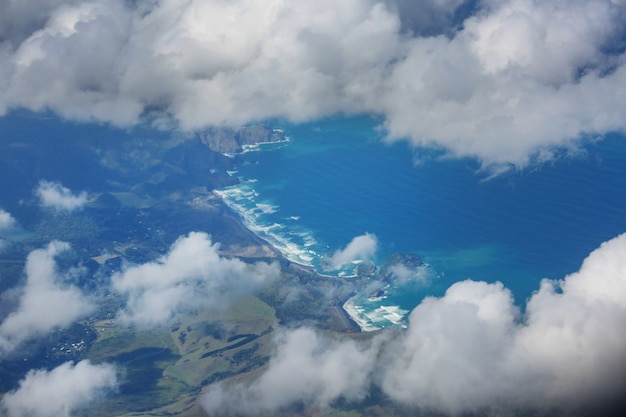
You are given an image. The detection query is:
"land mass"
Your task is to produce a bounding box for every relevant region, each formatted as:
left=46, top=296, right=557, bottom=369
left=0, top=115, right=368, bottom=417
left=197, top=125, right=286, bottom=154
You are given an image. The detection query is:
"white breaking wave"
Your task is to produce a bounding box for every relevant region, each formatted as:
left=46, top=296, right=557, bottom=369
left=215, top=183, right=321, bottom=268
left=256, top=203, right=278, bottom=214
left=343, top=295, right=409, bottom=332
left=217, top=179, right=425, bottom=332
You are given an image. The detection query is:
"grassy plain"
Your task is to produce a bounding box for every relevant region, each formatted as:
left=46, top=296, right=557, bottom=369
left=81, top=296, right=277, bottom=416
left=0, top=115, right=371, bottom=416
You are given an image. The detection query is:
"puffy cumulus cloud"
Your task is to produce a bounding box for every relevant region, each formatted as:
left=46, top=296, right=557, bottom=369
left=111, top=232, right=279, bottom=327
left=35, top=180, right=88, bottom=212
left=510, top=234, right=626, bottom=410
left=380, top=280, right=522, bottom=414
left=0, top=0, right=84, bottom=46
left=326, top=233, right=378, bottom=268
left=0, top=208, right=18, bottom=230
left=381, top=233, right=626, bottom=414
left=203, top=327, right=382, bottom=415
left=1, top=0, right=625, bottom=168
left=0, top=0, right=141, bottom=124
left=0, top=360, right=117, bottom=417
left=0, top=0, right=400, bottom=126
left=0, top=209, right=18, bottom=251
left=0, top=241, right=95, bottom=356
left=203, top=233, right=626, bottom=416
left=380, top=0, right=626, bottom=167
left=388, top=234, right=626, bottom=414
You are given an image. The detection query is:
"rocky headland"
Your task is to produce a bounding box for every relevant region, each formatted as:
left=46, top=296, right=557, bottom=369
left=198, top=126, right=286, bottom=154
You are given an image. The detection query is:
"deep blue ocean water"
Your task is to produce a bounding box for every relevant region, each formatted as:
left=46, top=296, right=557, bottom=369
left=2, top=111, right=625, bottom=330
left=217, top=116, right=626, bottom=330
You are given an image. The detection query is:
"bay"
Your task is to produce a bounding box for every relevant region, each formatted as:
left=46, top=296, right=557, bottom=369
left=218, top=115, right=626, bottom=329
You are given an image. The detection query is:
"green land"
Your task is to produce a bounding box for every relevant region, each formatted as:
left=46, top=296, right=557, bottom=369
left=1, top=118, right=392, bottom=416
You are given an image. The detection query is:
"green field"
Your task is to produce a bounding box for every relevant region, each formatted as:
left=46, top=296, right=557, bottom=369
left=81, top=296, right=277, bottom=416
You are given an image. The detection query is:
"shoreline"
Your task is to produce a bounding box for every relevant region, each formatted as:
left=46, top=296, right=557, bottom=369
left=214, top=136, right=370, bottom=333
left=214, top=193, right=365, bottom=332
left=214, top=187, right=320, bottom=267
left=342, top=295, right=380, bottom=332
left=240, top=135, right=291, bottom=153
left=214, top=194, right=284, bottom=260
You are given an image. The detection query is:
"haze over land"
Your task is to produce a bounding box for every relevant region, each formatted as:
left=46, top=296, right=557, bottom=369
left=1, top=1, right=626, bottom=417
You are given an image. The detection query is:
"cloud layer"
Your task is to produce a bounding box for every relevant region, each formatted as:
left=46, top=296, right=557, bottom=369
left=0, top=241, right=95, bottom=356
left=0, top=360, right=117, bottom=417
left=204, top=232, right=626, bottom=416
left=35, top=180, right=88, bottom=212
left=112, top=232, right=279, bottom=327
left=1, top=0, right=625, bottom=167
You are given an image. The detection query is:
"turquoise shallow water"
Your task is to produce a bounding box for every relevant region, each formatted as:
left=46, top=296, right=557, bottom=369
left=217, top=116, right=626, bottom=329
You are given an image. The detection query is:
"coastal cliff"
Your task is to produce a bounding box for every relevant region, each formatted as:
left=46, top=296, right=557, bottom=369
left=198, top=126, right=285, bottom=154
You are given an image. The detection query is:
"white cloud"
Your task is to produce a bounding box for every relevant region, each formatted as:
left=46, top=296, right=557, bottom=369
left=0, top=209, right=18, bottom=251
left=382, top=233, right=626, bottom=414
left=112, top=232, right=279, bottom=327
left=203, top=233, right=626, bottom=416
left=380, top=280, right=522, bottom=414
left=327, top=233, right=378, bottom=268
left=0, top=209, right=18, bottom=231
left=0, top=241, right=95, bottom=356
left=379, top=0, right=626, bottom=168
left=35, top=180, right=88, bottom=212
left=387, top=263, right=430, bottom=285
left=203, top=327, right=382, bottom=415
left=0, top=360, right=117, bottom=417
left=0, top=0, right=624, bottom=168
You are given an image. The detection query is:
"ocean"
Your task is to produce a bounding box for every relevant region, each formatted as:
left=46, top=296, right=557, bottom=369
left=2, top=111, right=625, bottom=330
left=216, top=115, right=626, bottom=330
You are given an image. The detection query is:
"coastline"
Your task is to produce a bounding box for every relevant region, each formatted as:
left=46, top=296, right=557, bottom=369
left=240, top=135, right=291, bottom=153
left=343, top=295, right=380, bottom=332
left=213, top=135, right=370, bottom=333
left=213, top=194, right=284, bottom=260
left=213, top=193, right=364, bottom=332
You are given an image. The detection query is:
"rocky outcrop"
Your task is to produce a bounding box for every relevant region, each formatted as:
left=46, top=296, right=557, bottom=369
left=355, top=260, right=377, bottom=277
left=379, top=252, right=423, bottom=281
left=198, top=126, right=285, bottom=154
